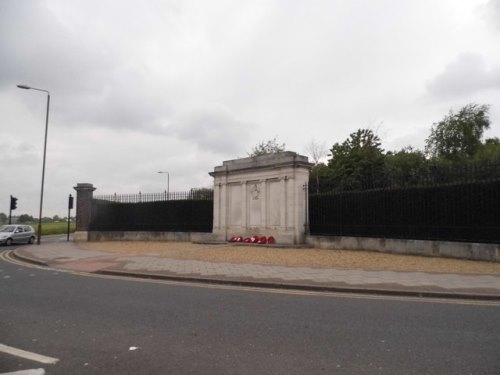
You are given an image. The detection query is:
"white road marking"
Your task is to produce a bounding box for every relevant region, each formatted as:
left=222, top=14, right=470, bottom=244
left=1, top=369, right=45, bottom=375
left=0, top=344, right=58, bottom=365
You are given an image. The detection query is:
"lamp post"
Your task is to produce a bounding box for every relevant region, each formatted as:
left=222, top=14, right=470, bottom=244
left=17, top=84, right=50, bottom=245
left=158, top=171, right=169, bottom=200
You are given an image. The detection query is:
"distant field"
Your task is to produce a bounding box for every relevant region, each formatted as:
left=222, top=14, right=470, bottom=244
left=29, top=221, right=76, bottom=235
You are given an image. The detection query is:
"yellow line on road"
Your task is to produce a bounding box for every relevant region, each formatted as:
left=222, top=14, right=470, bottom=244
left=0, top=252, right=48, bottom=270
left=2, top=250, right=499, bottom=307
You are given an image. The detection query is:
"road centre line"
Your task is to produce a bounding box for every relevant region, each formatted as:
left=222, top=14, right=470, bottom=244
left=0, top=343, right=59, bottom=365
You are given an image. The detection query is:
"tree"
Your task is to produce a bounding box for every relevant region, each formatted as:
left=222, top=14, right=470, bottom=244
left=384, top=146, right=428, bottom=186
left=189, top=188, right=214, bottom=200
left=0, top=212, right=7, bottom=224
left=248, top=137, right=286, bottom=157
left=304, top=138, right=329, bottom=193
left=425, top=104, right=490, bottom=161
left=309, top=163, right=335, bottom=193
left=304, top=138, right=328, bottom=165
left=328, top=129, right=385, bottom=190
left=474, top=137, right=500, bottom=162
left=18, top=214, right=35, bottom=223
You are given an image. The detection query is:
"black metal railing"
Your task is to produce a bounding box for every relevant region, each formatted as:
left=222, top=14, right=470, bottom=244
left=90, top=189, right=213, bottom=232
left=94, top=189, right=213, bottom=203
left=309, top=179, right=500, bottom=243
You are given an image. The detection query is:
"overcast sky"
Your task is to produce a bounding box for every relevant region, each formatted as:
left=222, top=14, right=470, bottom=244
left=1, top=0, right=500, bottom=217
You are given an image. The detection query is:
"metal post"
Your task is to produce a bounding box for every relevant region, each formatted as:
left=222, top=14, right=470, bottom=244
left=17, top=85, right=50, bottom=245
left=67, top=194, right=73, bottom=241
left=303, top=183, right=309, bottom=235
left=37, top=92, right=50, bottom=244
left=158, top=171, right=169, bottom=200
left=67, top=208, right=71, bottom=241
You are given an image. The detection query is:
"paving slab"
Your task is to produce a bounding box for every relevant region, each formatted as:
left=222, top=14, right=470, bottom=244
left=12, top=241, right=500, bottom=300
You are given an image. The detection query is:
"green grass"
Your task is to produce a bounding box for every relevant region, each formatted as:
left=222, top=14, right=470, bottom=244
left=29, top=222, right=76, bottom=236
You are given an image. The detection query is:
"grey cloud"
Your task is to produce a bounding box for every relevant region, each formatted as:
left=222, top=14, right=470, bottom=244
left=169, top=108, right=254, bottom=155
left=486, top=0, right=500, bottom=29
left=426, top=53, right=500, bottom=99
left=0, top=2, right=176, bottom=135
left=0, top=1, right=165, bottom=134
left=58, top=71, right=172, bottom=133
left=0, top=139, right=39, bottom=165
left=0, top=1, right=114, bottom=92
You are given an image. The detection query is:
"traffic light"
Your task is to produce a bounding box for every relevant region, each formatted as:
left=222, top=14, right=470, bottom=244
left=68, top=194, right=74, bottom=210
left=10, top=195, right=18, bottom=210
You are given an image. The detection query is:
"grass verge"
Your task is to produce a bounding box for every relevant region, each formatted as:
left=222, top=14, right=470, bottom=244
left=29, top=222, right=76, bottom=236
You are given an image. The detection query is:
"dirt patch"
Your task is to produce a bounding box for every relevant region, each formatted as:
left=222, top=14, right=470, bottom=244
left=77, top=241, right=500, bottom=275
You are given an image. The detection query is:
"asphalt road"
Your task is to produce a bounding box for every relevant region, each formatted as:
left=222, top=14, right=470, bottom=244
left=1, top=247, right=499, bottom=375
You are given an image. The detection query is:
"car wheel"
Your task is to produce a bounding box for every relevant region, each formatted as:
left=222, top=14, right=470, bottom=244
left=6, top=238, right=13, bottom=246
left=28, top=236, right=35, bottom=244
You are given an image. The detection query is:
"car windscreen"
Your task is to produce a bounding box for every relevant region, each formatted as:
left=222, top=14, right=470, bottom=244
left=0, top=226, right=15, bottom=232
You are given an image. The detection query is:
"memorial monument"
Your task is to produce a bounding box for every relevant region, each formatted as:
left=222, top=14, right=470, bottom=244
left=209, top=152, right=313, bottom=244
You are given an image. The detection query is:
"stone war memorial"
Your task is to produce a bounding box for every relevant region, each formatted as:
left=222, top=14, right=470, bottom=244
left=74, top=152, right=314, bottom=245
left=210, top=152, right=313, bottom=245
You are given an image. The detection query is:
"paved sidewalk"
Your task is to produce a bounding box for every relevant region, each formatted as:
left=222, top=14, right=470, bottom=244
left=12, top=241, right=500, bottom=300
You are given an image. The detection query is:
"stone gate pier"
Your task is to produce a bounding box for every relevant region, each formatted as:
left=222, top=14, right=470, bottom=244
left=209, top=152, right=313, bottom=245
left=73, top=183, right=96, bottom=241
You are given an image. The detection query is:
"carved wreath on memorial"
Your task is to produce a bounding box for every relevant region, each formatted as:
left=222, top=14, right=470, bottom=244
left=250, top=184, right=260, bottom=200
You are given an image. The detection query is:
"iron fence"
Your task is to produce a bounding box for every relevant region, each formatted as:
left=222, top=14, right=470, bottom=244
left=90, top=189, right=213, bottom=232
left=94, top=189, right=213, bottom=203
left=309, top=179, right=500, bottom=243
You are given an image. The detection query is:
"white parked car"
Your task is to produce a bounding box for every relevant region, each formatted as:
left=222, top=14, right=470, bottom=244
left=0, top=225, right=37, bottom=245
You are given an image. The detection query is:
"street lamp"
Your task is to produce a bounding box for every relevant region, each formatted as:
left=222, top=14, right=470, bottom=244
left=158, top=171, right=169, bottom=200
left=17, top=84, right=50, bottom=245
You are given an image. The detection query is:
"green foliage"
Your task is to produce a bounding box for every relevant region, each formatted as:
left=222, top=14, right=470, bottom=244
left=327, top=129, right=385, bottom=189
left=248, top=137, right=286, bottom=157
left=0, top=212, right=74, bottom=232
left=312, top=103, right=497, bottom=193
left=384, top=146, right=428, bottom=186
left=189, top=188, right=214, bottom=200
left=473, top=137, right=500, bottom=162
left=309, top=163, right=334, bottom=193
left=425, top=103, right=490, bottom=161
left=40, top=221, right=76, bottom=235
left=18, top=214, right=35, bottom=223
left=385, top=146, right=426, bottom=169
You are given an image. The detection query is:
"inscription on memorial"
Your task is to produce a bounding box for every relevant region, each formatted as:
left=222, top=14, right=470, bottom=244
left=250, top=184, right=260, bottom=200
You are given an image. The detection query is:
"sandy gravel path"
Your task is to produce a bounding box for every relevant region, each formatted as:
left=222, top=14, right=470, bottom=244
left=77, top=241, right=500, bottom=275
